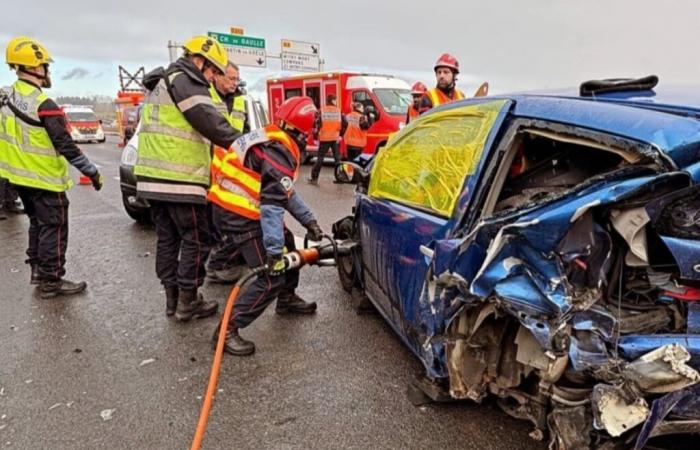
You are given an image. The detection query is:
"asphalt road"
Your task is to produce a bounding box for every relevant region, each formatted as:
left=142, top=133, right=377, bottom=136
left=0, top=135, right=545, bottom=450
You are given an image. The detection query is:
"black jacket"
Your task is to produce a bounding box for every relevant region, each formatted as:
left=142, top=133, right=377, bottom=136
left=143, top=58, right=241, bottom=148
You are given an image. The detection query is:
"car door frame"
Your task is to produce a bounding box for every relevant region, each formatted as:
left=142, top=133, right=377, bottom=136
left=355, top=98, right=515, bottom=364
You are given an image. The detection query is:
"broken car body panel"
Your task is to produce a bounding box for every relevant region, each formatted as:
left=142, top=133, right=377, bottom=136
left=337, top=89, right=700, bottom=448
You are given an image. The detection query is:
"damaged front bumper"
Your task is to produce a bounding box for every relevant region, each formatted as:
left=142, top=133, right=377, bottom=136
left=419, top=171, right=700, bottom=448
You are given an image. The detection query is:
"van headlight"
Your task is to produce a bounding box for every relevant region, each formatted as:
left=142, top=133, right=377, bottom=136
left=121, top=144, right=138, bottom=166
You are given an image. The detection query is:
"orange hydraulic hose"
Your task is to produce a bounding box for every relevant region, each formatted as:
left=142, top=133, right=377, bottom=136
left=190, top=282, right=242, bottom=450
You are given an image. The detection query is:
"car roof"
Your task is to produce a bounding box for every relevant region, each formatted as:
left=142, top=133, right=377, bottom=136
left=435, top=87, right=700, bottom=168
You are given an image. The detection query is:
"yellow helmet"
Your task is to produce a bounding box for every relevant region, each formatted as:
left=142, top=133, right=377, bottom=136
left=6, top=36, right=54, bottom=68
left=182, top=36, right=228, bottom=73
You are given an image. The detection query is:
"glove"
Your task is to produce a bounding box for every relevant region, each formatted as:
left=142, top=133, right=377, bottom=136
left=90, top=172, right=103, bottom=191
left=266, top=254, right=286, bottom=277
left=305, top=221, right=324, bottom=242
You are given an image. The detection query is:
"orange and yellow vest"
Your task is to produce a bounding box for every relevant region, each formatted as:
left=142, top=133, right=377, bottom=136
left=208, top=124, right=300, bottom=220
left=426, top=88, right=465, bottom=107
left=406, top=105, right=420, bottom=123
left=344, top=111, right=367, bottom=149
left=318, top=105, right=341, bottom=142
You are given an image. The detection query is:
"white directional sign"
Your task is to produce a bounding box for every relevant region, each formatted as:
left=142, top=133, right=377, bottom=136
left=281, top=39, right=320, bottom=72
left=208, top=31, right=267, bottom=68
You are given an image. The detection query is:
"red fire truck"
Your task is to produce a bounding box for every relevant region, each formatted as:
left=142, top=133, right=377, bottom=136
left=267, top=71, right=412, bottom=161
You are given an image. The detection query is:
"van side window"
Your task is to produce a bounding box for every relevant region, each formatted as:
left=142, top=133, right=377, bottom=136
left=305, top=86, right=321, bottom=108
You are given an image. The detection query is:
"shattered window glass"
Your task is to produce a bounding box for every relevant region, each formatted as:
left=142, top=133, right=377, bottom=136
left=368, top=100, right=507, bottom=217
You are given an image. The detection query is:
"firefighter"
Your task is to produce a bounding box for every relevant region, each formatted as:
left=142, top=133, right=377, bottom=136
left=419, top=53, right=465, bottom=114
left=344, top=102, right=372, bottom=161
left=210, top=61, right=249, bottom=134
left=308, top=94, right=347, bottom=184
left=0, top=36, right=103, bottom=298
left=135, top=36, right=242, bottom=320
left=206, top=61, right=249, bottom=283
left=208, top=96, right=324, bottom=356
left=406, top=81, right=427, bottom=124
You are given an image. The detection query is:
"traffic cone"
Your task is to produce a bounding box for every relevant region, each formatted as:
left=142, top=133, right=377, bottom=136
left=79, top=175, right=91, bottom=185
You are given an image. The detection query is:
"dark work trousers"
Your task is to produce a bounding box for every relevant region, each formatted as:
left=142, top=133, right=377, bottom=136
left=229, top=227, right=299, bottom=329
left=207, top=204, right=245, bottom=271
left=0, top=177, right=20, bottom=208
left=310, top=140, right=340, bottom=180
left=15, top=186, right=69, bottom=281
left=346, top=145, right=364, bottom=161
left=150, top=201, right=212, bottom=291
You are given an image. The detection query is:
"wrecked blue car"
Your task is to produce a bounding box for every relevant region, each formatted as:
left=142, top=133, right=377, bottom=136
left=333, top=78, right=700, bottom=449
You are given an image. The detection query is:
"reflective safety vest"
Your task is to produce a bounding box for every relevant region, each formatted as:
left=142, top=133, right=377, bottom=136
left=208, top=124, right=300, bottom=220
left=0, top=80, right=72, bottom=192
left=209, top=86, right=247, bottom=133
left=406, top=105, right=420, bottom=123
left=318, top=105, right=341, bottom=142
left=344, top=111, right=367, bottom=148
left=135, top=71, right=213, bottom=199
left=426, top=87, right=465, bottom=107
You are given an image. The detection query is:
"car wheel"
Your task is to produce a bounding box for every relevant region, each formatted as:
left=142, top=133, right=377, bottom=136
left=333, top=217, right=358, bottom=292
left=121, top=193, right=151, bottom=223
left=98, top=138, right=106, bottom=143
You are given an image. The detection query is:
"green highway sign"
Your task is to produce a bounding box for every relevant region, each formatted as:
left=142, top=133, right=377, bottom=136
left=208, top=32, right=265, bottom=49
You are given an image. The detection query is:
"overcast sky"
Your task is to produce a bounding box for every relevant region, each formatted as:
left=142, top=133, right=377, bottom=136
left=2, top=0, right=700, bottom=99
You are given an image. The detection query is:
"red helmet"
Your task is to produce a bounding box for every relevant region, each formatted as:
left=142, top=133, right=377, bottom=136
left=277, top=96, right=317, bottom=134
left=434, top=53, right=459, bottom=74
left=411, top=81, right=427, bottom=95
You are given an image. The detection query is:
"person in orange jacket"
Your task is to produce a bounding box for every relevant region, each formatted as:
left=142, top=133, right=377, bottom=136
left=343, top=102, right=373, bottom=161
left=419, top=53, right=465, bottom=114
left=308, top=94, right=347, bottom=184
left=406, top=81, right=427, bottom=124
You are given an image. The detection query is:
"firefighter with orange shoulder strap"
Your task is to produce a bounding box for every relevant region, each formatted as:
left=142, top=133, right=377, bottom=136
left=406, top=81, right=427, bottom=124
left=0, top=36, right=103, bottom=299
left=419, top=53, right=465, bottom=114
left=308, top=94, right=347, bottom=184
left=208, top=96, right=324, bottom=356
left=344, top=102, right=373, bottom=161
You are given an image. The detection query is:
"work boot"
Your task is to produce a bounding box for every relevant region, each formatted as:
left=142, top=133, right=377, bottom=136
left=275, top=293, right=317, bottom=315
left=307, top=177, right=318, bottom=185
left=39, top=279, right=87, bottom=299
left=206, top=266, right=245, bottom=284
left=212, top=326, right=255, bottom=356
left=175, top=289, right=218, bottom=322
left=30, top=264, right=40, bottom=285
left=165, top=285, right=178, bottom=316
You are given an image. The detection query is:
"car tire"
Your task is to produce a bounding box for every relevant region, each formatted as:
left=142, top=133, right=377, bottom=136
left=333, top=217, right=358, bottom=292
left=122, top=193, right=151, bottom=224
left=98, top=137, right=106, bottom=143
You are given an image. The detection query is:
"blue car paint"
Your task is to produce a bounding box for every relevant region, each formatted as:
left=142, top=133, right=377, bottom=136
left=659, top=236, right=700, bottom=281
left=356, top=100, right=513, bottom=375
left=618, top=335, right=700, bottom=369
left=349, top=90, right=700, bottom=435
left=511, top=95, right=700, bottom=168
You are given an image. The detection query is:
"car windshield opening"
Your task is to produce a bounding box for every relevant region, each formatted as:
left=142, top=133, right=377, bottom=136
left=493, top=130, right=639, bottom=212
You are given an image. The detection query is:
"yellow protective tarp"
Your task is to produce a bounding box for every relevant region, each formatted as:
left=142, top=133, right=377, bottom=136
left=368, top=100, right=507, bottom=217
